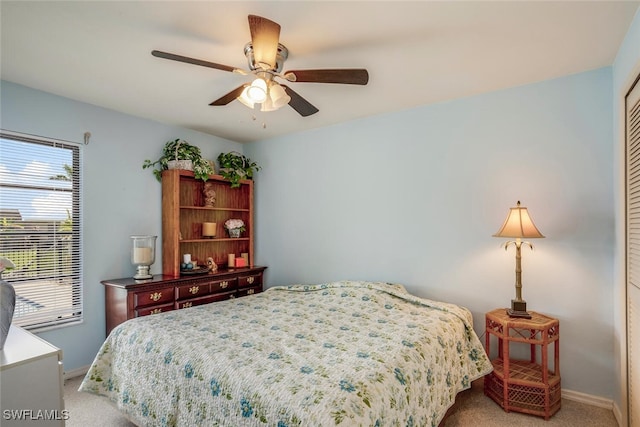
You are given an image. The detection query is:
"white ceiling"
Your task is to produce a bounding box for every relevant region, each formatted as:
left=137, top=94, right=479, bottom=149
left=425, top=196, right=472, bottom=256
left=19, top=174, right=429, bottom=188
left=1, top=1, right=638, bottom=143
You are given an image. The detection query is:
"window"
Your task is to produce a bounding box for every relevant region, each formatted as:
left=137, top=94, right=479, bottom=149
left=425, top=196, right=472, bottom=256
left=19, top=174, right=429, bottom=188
left=0, top=131, right=83, bottom=330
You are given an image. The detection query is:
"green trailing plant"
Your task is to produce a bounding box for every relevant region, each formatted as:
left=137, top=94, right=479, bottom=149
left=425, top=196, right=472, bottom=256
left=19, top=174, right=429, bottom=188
left=217, top=151, right=261, bottom=188
left=143, top=139, right=215, bottom=182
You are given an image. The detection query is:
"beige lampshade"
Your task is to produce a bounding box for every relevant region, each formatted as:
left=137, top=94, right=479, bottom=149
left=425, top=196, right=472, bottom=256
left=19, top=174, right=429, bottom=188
left=493, top=201, right=545, bottom=239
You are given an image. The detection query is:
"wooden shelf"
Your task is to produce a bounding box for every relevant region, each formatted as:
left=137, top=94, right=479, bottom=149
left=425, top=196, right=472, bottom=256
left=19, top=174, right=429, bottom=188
left=180, top=206, right=250, bottom=212
left=490, top=359, right=560, bottom=385
left=181, top=238, right=250, bottom=243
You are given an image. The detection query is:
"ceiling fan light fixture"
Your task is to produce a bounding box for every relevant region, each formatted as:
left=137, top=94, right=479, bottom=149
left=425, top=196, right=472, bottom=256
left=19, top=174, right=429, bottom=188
left=238, top=86, right=256, bottom=109
left=246, top=78, right=267, bottom=103
left=260, top=82, right=287, bottom=112
left=269, top=83, right=290, bottom=109
left=260, top=84, right=291, bottom=112
left=260, top=97, right=276, bottom=112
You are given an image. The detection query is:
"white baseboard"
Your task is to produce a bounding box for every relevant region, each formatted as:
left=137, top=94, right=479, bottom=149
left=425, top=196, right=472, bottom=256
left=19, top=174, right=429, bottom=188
left=612, top=401, right=623, bottom=427
left=64, top=365, right=90, bottom=380
left=562, top=388, right=613, bottom=410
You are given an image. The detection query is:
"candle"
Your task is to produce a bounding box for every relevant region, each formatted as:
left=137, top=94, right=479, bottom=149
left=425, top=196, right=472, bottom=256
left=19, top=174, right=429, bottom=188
left=183, top=254, right=191, bottom=264
left=133, top=247, right=152, bottom=264
left=235, top=257, right=246, bottom=267
left=241, top=252, right=249, bottom=265
left=202, top=222, right=217, bottom=237
left=227, top=254, right=235, bottom=268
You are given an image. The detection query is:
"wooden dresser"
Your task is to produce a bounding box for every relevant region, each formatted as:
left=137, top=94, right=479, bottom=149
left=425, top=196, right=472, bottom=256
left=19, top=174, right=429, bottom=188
left=102, top=266, right=266, bottom=335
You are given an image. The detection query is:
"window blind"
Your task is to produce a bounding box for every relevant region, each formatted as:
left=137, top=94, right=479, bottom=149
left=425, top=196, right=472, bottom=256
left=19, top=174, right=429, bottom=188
left=0, top=131, right=83, bottom=330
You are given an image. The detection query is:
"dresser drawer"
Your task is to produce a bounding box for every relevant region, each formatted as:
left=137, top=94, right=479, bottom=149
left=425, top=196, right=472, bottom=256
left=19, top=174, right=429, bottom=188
left=238, top=273, right=262, bottom=289
left=133, top=287, right=174, bottom=308
left=237, top=286, right=261, bottom=297
left=135, top=302, right=175, bottom=317
left=176, top=291, right=236, bottom=309
left=210, top=278, right=237, bottom=293
left=176, top=282, right=210, bottom=300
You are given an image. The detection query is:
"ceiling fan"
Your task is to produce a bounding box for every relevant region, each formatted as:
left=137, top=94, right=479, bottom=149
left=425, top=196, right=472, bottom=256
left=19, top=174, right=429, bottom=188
left=151, top=14, right=369, bottom=117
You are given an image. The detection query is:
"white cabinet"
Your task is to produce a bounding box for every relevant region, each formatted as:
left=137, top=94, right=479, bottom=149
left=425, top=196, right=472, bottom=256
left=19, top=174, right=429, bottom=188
left=1, top=325, right=65, bottom=426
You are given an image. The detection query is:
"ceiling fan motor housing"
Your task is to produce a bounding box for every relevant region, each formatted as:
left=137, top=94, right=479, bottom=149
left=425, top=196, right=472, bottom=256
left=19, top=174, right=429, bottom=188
left=244, top=42, right=288, bottom=73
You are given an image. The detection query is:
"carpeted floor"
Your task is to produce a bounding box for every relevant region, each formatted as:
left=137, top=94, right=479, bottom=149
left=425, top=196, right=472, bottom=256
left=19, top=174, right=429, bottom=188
left=64, top=376, right=618, bottom=426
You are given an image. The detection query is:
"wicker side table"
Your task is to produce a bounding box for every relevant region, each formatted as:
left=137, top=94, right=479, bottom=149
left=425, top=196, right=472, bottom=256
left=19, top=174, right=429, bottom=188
left=484, top=308, right=560, bottom=420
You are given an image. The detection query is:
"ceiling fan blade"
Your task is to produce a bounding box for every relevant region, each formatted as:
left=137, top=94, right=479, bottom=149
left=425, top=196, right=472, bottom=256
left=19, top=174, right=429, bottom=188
left=248, top=15, right=280, bottom=70
left=284, top=69, right=369, bottom=85
left=152, top=50, right=238, bottom=73
left=281, top=85, right=319, bottom=117
left=209, top=85, right=247, bottom=106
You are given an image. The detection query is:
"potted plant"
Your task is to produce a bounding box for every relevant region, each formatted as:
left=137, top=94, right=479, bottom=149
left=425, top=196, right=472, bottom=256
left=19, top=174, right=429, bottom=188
left=143, top=139, right=215, bottom=182
left=217, top=152, right=261, bottom=188
left=224, top=218, right=246, bottom=238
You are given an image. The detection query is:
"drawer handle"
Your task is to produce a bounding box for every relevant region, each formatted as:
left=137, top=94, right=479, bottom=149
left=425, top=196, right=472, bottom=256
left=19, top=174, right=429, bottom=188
left=150, top=308, right=162, bottom=314
left=220, top=281, right=228, bottom=289
left=189, top=286, right=199, bottom=294
left=247, top=277, right=255, bottom=284
left=182, top=302, right=193, bottom=309
left=150, top=292, right=162, bottom=302
left=247, top=289, right=255, bottom=295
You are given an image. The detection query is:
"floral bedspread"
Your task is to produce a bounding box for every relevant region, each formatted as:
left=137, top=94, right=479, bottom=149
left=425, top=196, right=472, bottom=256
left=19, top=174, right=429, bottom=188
left=80, top=281, right=492, bottom=427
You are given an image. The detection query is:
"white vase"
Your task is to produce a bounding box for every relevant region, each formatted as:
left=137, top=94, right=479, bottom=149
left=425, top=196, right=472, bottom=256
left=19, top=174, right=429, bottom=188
left=228, top=228, right=241, bottom=238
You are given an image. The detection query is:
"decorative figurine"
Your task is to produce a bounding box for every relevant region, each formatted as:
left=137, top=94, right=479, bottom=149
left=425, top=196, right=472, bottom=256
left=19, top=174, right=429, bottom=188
left=203, top=182, right=216, bottom=207
left=207, top=257, right=217, bottom=273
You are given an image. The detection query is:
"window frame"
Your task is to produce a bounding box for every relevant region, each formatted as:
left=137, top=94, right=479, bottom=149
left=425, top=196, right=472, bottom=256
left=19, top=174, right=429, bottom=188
left=0, top=130, right=83, bottom=331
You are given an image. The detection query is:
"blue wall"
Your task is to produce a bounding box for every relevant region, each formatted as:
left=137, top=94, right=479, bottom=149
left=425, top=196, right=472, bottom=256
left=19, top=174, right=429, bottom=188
left=246, top=68, right=615, bottom=398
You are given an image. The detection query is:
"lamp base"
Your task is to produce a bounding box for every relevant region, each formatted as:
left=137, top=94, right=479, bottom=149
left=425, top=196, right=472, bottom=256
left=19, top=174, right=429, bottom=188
left=133, top=265, right=152, bottom=280
left=507, top=299, right=531, bottom=319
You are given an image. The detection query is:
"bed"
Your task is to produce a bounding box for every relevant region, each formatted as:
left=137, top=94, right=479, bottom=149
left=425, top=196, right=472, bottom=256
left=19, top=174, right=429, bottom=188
left=80, top=280, right=492, bottom=426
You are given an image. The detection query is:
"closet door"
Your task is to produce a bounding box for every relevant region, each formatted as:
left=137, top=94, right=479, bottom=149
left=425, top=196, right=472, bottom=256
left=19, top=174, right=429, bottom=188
left=626, top=74, right=640, bottom=427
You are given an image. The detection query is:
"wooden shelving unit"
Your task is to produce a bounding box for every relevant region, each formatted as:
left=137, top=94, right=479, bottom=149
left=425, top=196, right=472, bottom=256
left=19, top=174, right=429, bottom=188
left=161, top=169, right=254, bottom=277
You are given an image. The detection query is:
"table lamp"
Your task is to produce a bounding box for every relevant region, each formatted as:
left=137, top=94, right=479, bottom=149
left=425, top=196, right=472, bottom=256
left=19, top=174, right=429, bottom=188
left=493, top=201, right=544, bottom=318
